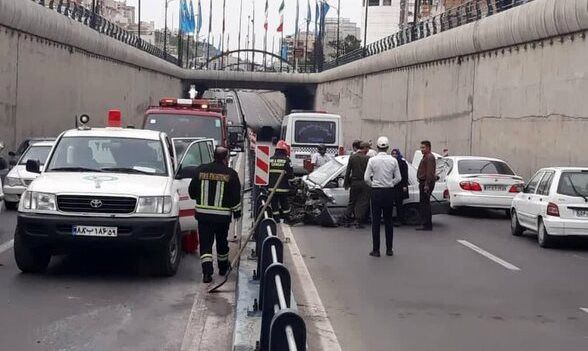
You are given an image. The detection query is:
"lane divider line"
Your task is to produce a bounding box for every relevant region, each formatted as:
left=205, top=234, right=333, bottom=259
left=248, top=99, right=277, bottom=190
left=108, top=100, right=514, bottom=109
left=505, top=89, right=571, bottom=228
left=580, top=308, right=588, bottom=314
left=281, top=224, right=343, bottom=351
left=457, top=239, right=521, bottom=271
left=0, top=239, right=14, bottom=255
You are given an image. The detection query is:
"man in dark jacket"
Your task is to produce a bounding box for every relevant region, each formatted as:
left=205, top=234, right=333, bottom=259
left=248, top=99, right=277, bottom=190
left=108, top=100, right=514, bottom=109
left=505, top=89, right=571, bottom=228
left=416, top=140, right=436, bottom=231
left=268, top=140, right=294, bottom=221
left=189, top=146, right=242, bottom=283
left=344, top=141, right=370, bottom=228
left=392, top=148, right=409, bottom=226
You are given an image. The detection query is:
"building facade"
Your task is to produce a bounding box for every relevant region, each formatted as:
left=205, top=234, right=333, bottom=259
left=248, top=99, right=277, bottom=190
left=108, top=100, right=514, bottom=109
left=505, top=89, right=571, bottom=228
left=323, top=17, right=361, bottom=59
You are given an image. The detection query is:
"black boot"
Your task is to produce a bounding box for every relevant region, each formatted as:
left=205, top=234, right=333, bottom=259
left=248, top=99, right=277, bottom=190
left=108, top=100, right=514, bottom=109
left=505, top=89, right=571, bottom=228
left=386, top=249, right=394, bottom=256
left=202, top=273, right=213, bottom=283
left=369, top=251, right=380, bottom=257
left=219, top=263, right=231, bottom=276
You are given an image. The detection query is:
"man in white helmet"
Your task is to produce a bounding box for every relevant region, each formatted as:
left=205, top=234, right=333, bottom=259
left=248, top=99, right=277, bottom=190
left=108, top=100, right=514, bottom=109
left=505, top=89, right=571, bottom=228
left=364, top=136, right=401, bottom=257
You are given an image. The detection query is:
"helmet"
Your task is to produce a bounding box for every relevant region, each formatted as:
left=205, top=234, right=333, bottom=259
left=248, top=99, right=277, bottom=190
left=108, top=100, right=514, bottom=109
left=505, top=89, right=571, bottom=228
left=317, top=144, right=327, bottom=153
left=276, top=140, right=289, bottom=151
left=376, top=136, right=389, bottom=149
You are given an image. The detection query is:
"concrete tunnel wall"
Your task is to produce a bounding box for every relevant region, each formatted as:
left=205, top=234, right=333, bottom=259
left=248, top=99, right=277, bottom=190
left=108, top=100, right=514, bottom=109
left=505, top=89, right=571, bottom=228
left=0, top=0, right=183, bottom=151
left=314, top=0, right=588, bottom=179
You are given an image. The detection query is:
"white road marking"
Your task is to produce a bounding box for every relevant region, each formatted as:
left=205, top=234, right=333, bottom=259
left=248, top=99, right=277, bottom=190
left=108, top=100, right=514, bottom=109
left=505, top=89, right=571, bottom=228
left=457, top=240, right=521, bottom=271
left=0, top=239, right=14, bottom=255
left=580, top=308, right=588, bottom=314
left=281, top=224, right=343, bottom=351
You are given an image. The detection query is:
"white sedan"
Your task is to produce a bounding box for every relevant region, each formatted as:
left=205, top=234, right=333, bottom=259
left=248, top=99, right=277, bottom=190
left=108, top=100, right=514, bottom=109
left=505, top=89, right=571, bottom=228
left=442, top=156, right=524, bottom=215
left=511, top=167, right=588, bottom=248
left=2, top=141, right=54, bottom=210
left=302, top=155, right=450, bottom=224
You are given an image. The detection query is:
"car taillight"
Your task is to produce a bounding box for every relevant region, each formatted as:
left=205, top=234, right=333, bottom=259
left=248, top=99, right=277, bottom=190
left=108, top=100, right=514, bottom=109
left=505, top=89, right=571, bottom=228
left=443, top=189, right=450, bottom=199
left=509, top=184, right=523, bottom=193
left=546, top=202, right=560, bottom=217
left=459, top=181, right=482, bottom=191
left=338, top=146, right=345, bottom=156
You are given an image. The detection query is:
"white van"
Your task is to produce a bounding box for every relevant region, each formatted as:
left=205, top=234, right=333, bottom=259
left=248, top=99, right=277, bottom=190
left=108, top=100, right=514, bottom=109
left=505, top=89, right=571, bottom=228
left=280, top=111, right=344, bottom=174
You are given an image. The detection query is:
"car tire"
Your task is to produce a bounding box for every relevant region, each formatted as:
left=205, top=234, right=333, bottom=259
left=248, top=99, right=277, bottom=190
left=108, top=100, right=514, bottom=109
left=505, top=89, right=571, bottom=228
left=13, top=227, right=51, bottom=273
left=537, top=219, right=555, bottom=248
left=504, top=210, right=511, bottom=219
left=448, top=205, right=460, bottom=216
left=404, top=204, right=421, bottom=226
left=155, top=224, right=182, bottom=277
left=5, top=201, right=18, bottom=211
left=510, top=210, right=524, bottom=236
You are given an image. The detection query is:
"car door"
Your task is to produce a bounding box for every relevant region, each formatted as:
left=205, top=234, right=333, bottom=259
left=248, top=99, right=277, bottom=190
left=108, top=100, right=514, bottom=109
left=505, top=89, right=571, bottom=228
left=175, top=139, right=215, bottom=233
left=517, top=171, right=544, bottom=228
left=533, top=171, right=555, bottom=228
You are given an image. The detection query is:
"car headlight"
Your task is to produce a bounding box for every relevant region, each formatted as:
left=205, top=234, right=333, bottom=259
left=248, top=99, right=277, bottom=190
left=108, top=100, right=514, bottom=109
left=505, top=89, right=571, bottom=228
left=21, top=191, right=57, bottom=211
left=136, top=196, right=172, bottom=214
left=5, top=177, right=19, bottom=187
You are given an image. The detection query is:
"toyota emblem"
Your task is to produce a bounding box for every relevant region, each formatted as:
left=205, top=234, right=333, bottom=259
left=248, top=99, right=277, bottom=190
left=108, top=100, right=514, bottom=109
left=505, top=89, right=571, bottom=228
left=90, top=199, right=103, bottom=208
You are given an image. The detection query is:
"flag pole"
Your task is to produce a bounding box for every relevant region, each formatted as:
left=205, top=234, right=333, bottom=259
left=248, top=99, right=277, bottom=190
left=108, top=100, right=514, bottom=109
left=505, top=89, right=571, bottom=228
left=252, top=0, right=256, bottom=72
left=237, top=0, right=243, bottom=70
left=221, top=0, right=226, bottom=70
left=206, top=0, right=212, bottom=69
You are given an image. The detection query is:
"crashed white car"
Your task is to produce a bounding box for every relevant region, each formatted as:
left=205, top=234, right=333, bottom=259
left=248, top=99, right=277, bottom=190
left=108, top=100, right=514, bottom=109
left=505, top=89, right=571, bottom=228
left=302, top=155, right=450, bottom=224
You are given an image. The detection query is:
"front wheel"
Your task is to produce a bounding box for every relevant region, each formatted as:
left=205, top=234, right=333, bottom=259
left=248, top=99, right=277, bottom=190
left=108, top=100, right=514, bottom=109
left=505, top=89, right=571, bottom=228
left=14, top=228, right=51, bottom=273
left=510, top=210, right=524, bottom=236
left=154, top=224, right=182, bottom=277
left=537, top=220, right=556, bottom=248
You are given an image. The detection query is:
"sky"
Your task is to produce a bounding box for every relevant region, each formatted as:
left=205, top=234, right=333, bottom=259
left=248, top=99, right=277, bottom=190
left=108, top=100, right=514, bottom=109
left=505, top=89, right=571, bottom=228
left=126, top=0, right=363, bottom=53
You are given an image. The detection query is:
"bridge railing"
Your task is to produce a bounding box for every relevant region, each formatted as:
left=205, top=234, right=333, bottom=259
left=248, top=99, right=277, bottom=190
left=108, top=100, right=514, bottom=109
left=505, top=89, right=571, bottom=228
left=31, top=0, right=179, bottom=66
left=250, top=194, right=307, bottom=351
left=323, top=0, right=533, bottom=71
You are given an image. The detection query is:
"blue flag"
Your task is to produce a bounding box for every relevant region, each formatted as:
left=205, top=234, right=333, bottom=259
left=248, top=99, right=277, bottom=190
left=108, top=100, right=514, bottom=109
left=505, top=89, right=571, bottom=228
left=307, top=0, right=311, bottom=22
left=314, top=0, right=319, bottom=39
left=189, top=0, right=196, bottom=33
left=319, top=1, right=330, bottom=38
left=180, top=0, right=191, bottom=33
left=196, top=0, right=202, bottom=34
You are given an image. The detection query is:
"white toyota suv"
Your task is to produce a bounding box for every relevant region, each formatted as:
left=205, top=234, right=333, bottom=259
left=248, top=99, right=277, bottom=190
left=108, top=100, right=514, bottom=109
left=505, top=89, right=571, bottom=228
left=15, top=116, right=214, bottom=276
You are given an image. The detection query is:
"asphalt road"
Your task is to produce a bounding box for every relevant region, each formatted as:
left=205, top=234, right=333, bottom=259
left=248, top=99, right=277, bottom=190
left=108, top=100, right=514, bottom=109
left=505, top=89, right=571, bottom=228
left=235, top=90, right=283, bottom=135
left=291, top=209, right=588, bottom=351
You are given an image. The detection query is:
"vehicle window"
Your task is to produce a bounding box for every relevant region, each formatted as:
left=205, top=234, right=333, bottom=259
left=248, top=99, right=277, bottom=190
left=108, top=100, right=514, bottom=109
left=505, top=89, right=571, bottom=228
left=308, top=159, right=344, bottom=186
left=536, top=171, right=555, bottom=195
left=557, top=172, right=588, bottom=198
left=436, top=159, right=453, bottom=181
left=181, top=143, right=203, bottom=168
left=145, top=114, right=223, bottom=144
left=294, top=120, right=336, bottom=144
left=457, top=160, right=515, bottom=175
left=46, top=137, right=167, bottom=176
left=17, top=141, right=31, bottom=155
left=525, top=171, right=544, bottom=194
left=19, top=146, right=52, bottom=165
left=199, top=142, right=212, bottom=164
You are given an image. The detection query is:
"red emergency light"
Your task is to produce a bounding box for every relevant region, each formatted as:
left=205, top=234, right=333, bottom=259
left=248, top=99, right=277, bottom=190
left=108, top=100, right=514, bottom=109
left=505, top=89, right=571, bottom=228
left=159, top=98, right=221, bottom=111
left=108, top=109, right=122, bottom=127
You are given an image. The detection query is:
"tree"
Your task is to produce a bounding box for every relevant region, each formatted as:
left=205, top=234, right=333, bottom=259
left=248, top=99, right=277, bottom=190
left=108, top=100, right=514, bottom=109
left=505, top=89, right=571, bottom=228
left=327, top=34, right=361, bottom=59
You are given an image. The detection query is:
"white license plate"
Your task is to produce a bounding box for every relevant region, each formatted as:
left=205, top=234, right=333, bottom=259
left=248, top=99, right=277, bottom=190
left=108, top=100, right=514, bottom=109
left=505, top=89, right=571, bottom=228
left=577, top=210, right=588, bottom=218
left=72, top=225, right=118, bottom=237
left=485, top=185, right=506, bottom=191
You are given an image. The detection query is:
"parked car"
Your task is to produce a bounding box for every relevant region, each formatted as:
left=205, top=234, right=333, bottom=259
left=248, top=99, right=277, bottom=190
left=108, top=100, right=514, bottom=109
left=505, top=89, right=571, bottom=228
left=511, top=168, right=588, bottom=248
left=0, top=140, right=9, bottom=182
left=7, top=138, right=55, bottom=168
left=0, top=176, right=4, bottom=214
left=301, top=155, right=450, bottom=224
left=2, top=141, right=55, bottom=210
left=443, top=156, right=524, bottom=215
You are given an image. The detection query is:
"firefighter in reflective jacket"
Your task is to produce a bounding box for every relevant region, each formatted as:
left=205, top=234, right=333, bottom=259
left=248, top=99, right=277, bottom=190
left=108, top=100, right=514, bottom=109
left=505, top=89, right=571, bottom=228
left=189, top=146, right=242, bottom=283
left=268, top=140, right=294, bottom=221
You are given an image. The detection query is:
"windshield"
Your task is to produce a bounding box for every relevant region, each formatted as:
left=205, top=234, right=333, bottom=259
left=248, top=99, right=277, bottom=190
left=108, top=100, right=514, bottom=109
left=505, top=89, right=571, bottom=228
left=308, top=158, right=344, bottom=186
left=458, top=160, right=514, bottom=175
left=294, top=120, right=336, bottom=144
left=46, top=136, right=167, bottom=176
left=558, top=172, right=588, bottom=198
left=145, top=113, right=222, bottom=144
left=19, top=146, right=52, bottom=165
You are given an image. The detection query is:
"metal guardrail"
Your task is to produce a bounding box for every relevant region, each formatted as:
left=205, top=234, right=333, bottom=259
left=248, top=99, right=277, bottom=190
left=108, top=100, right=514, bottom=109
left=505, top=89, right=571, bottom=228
left=30, top=0, right=179, bottom=66
left=249, top=194, right=306, bottom=351
left=323, top=0, right=534, bottom=71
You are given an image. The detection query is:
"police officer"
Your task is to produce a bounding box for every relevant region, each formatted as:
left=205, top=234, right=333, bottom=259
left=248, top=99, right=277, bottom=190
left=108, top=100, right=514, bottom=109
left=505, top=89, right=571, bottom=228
left=268, top=140, right=294, bottom=221
left=311, top=144, right=333, bottom=169
left=189, top=146, right=242, bottom=283
left=364, top=136, right=401, bottom=257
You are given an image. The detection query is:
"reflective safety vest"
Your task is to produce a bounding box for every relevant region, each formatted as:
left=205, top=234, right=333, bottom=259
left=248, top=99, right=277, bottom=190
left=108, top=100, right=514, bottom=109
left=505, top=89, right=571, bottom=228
left=189, top=161, right=242, bottom=223
left=268, top=152, right=293, bottom=193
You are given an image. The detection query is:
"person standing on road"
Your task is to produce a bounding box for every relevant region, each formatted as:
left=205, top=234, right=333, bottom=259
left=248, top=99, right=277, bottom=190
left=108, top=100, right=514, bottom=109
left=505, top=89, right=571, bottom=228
left=344, top=141, right=371, bottom=228
left=311, top=144, right=333, bottom=169
left=189, top=146, right=242, bottom=283
left=269, top=140, right=294, bottom=222
left=416, top=140, right=436, bottom=231
left=364, top=137, right=401, bottom=257
left=391, top=148, right=409, bottom=226
left=366, top=140, right=377, bottom=158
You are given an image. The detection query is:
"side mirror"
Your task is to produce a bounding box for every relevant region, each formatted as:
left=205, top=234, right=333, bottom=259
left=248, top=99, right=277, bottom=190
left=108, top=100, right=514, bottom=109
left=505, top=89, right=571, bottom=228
left=26, top=159, right=41, bottom=174
left=175, top=165, right=197, bottom=180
